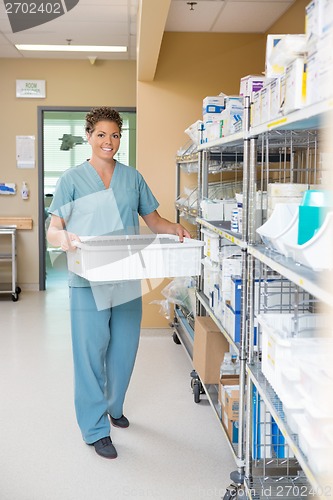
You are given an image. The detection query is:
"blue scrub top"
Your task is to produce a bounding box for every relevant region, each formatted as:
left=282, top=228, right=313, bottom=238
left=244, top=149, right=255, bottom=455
left=49, top=160, right=159, bottom=286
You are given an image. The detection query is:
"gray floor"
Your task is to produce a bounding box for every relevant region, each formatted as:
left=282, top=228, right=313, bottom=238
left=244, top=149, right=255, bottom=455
left=0, top=281, right=235, bottom=500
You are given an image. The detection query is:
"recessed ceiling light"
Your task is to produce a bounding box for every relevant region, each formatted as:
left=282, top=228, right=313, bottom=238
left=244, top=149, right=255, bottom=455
left=15, top=44, right=127, bottom=53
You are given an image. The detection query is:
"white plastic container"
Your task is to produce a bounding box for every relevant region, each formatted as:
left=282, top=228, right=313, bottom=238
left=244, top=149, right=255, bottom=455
left=258, top=313, right=322, bottom=399
left=283, top=211, right=333, bottom=270
left=256, top=203, right=299, bottom=254
left=67, top=234, right=204, bottom=282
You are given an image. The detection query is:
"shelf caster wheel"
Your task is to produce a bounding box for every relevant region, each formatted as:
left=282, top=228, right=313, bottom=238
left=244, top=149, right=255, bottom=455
left=223, top=484, right=239, bottom=500
left=193, top=381, right=201, bottom=403
left=12, top=293, right=19, bottom=302
left=190, top=370, right=204, bottom=403
left=16, top=286, right=21, bottom=295
left=172, top=332, right=181, bottom=345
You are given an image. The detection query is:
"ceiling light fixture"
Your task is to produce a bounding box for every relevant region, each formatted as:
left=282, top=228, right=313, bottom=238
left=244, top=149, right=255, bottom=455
left=187, top=2, right=197, bottom=10
left=15, top=44, right=127, bottom=53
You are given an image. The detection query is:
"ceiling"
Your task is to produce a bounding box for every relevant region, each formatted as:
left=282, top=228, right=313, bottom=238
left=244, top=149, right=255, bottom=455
left=0, top=0, right=295, bottom=61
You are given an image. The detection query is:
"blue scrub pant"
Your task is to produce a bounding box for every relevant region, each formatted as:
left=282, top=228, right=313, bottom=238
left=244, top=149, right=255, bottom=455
left=69, top=286, right=142, bottom=444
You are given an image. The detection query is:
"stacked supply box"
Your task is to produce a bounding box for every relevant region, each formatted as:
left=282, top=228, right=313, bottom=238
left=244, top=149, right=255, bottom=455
left=202, top=94, right=244, bottom=141
left=193, top=316, right=230, bottom=385
left=305, top=0, right=333, bottom=105
left=202, top=95, right=225, bottom=142
left=220, top=375, right=240, bottom=444
left=200, top=199, right=237, bottom=222
left=220, top=96, right=244, bottom=136
left=239, top=75, right=267, bottom=100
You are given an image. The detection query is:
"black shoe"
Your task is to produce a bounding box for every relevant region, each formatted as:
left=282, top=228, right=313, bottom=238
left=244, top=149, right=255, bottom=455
left=110, top=414, right=129, bottom=428
left=93, top=437, right=118, bottom=459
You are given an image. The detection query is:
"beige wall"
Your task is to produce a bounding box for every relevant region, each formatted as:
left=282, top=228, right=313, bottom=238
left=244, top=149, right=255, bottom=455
left=0, top=58, right=136, bottom=289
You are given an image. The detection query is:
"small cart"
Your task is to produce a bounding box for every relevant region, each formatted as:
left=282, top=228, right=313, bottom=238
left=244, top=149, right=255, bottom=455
left=0, top=226, right=21, bottom=301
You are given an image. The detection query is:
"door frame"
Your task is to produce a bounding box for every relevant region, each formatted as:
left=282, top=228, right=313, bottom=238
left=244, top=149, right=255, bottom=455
left=37, top=106, right=136, bottom=291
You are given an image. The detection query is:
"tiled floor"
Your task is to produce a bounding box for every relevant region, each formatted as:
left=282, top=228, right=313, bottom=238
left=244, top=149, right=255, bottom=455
left=0, top=279, right=235, bottom=500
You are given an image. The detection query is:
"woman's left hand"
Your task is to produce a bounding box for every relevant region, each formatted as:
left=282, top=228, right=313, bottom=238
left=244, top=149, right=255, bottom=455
left=174, top=223, right=191, bottom=242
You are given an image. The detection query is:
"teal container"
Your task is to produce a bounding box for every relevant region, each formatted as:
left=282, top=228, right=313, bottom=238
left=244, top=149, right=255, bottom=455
left=298, top=189, right=333, bottom=245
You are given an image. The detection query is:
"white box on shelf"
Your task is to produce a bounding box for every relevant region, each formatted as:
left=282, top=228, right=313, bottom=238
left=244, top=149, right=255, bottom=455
left=306, top=46, right=320, bottom=106
left=260, top=86, right=270, bottom=124
left=240, top=75, right=267, bottom=99
left=269, top=78, right=282, bottom=120
left=223, top=200, right=238, bottom=221
left=317, top=31, right=333, bottom=101
left=251, top=91, right=261, bottom=127
left=203, top=95, right=225, bottom=115
left=201, top=228, right=220, bottom=262
left=204, top=121, right=223, bottom=142
left=265, top=34, right=285, bottom=78
left=284, top=57, right=306, bottom=113
left=67, top=234, right=204, bottom=282
left=318, top=0, right=333, bottom=37
left=266, top=34, right=307, bottom=78
left=200, top=199, right=224, bottom=220
left=219, top=256, right=242, bottom=293
left=258, top=313, right=324, bottom=400
left=305, top=0, right=320, bottom=41
left=202, top=257, right=219, bottom=299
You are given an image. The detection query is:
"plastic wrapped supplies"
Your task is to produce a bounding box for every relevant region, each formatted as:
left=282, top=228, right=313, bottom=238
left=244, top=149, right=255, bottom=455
left=150, top=277, right=197, bottom=320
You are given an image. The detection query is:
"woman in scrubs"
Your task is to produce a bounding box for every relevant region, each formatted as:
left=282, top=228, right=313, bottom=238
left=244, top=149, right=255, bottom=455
left=47, top=107, right=190, bottom=459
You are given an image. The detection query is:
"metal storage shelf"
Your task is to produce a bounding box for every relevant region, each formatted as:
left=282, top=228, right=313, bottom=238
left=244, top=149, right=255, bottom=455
left=244, top=475, right=312, bottom=500
left=173, top=306, right=194, bottom=362
left=247, top=244, right=333, bottom=306
left=249, top=97, right=333, bottom=136
left=246, top=363, right=324, bottom=493
left=197, top=218, right=246, bottom=249
left=195, top=98, right=333, bottom=151
left=176, top=90, right=332, bottom=498
left=173, top=306, right=239, bottom=462
left=199, top=379, right=239, bottom=461
left=197, top=131, right=245, bottom=150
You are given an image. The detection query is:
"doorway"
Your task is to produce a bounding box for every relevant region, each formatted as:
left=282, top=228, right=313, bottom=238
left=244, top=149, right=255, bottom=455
left=38, top=106, right=136, bottom=290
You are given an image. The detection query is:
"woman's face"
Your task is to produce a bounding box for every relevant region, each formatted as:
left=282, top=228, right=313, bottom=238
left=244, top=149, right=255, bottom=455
left=87, top=120, right=121, bottom=162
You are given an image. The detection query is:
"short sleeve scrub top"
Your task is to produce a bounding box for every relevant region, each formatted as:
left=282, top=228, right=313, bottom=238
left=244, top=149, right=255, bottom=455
left=48, top=160, right=159, bottom=304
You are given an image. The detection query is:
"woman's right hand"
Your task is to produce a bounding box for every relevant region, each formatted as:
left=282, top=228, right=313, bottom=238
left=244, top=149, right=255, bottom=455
left=47, top=214, right=80, bottom=251
left=59, top=230, right=80, bottom=252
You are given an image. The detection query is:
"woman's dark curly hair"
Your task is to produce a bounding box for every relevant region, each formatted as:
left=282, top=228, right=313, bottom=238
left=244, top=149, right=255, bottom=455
left=85, top=107, right=123, bottom=135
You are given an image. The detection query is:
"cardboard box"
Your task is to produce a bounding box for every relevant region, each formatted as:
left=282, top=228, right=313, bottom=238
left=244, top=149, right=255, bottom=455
left=222, top=410, right=239, bottom=444
left=219, top=374, right=239, bottom=408
left=193, top=316, right=229, bottom=384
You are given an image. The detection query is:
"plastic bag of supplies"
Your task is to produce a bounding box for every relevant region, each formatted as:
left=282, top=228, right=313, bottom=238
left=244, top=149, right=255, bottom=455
left=150, top=277, right=196, bottom=320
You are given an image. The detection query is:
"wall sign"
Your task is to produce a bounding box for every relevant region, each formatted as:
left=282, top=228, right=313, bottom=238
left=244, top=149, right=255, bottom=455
left=16, top=136, right=35, bottom=168
left=16, top=80, right=46, bottom=98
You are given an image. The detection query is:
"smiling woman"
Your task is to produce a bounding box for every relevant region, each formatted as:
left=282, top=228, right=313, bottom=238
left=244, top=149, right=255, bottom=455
left=45, top=106, right=190, bottom=459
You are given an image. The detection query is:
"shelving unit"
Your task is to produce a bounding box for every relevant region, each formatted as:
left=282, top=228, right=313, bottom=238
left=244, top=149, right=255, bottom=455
left=175, top=94, right=332, bottom=498
left=244, top=98, right=332, bottom=498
